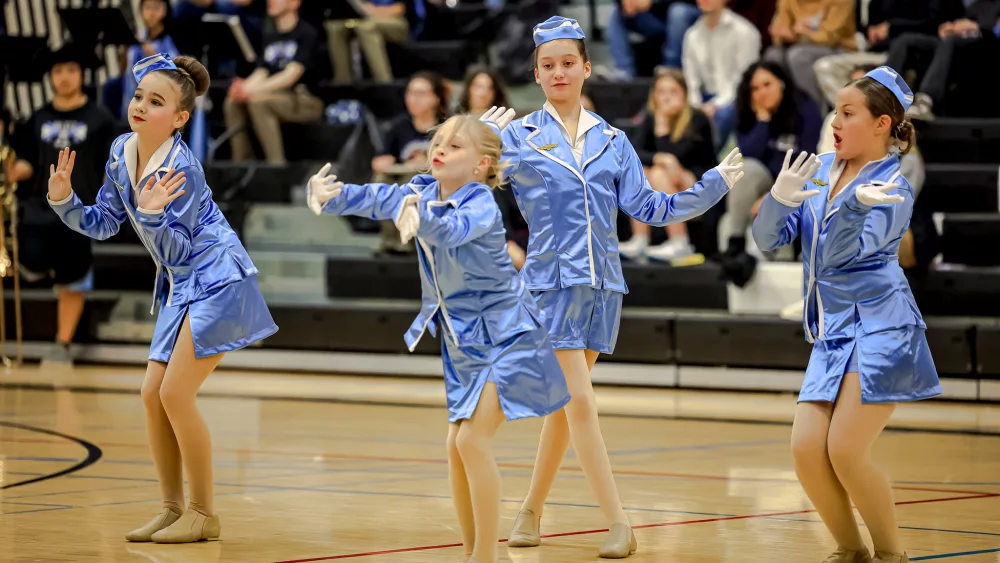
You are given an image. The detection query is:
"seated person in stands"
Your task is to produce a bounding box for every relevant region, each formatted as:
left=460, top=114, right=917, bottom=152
left=457, top=66, right=510, bottom=116
left=720, top=60, right=821, bottom=285
left=619, top=68, right=718, bottom=263
left=223, top=0, right=323, bottom=164
left=681, top=0, right=761, bottom=151
left=371, top=71, right=449, bottom=254
left=103, top=0, right=178, bottom=120
left=604, top=0, right=701, bottom=79
left=327, top=0, right=418, bottom=84
left=763, top=0, right=857, bottom=109
left=4, top=47, right=117, bottom=365
left=884, top=0, right=1000, bottom=119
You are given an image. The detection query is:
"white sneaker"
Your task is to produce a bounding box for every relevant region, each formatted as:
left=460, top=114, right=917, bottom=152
left=618, top=236, right=649, bottom=260
left=644, top=239, right=695, bottom=263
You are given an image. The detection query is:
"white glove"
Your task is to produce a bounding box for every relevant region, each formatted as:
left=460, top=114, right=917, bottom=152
left=307, top=162, right=343, bottom=215
left=480, top=106, right=516, bottom=134
left=855, top=183, right=904, bottom=207
left=714, top=147, right=745, bottom=189
left=770, top=149, right=823, bottom=207
left=396, top=194, right=421, bottom=244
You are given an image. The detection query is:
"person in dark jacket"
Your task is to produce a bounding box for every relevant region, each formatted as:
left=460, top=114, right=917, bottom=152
left=619, top=68, right=718, bottom=262
left=885, top=0, right=1000, bottom=118
left=719, top=60, right=822, bottom=285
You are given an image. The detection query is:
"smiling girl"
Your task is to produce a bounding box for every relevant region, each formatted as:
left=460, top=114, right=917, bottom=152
left=47, top=53, right=278, bottom=544
left=752, top=67, right=941, bottom=563
left=308, top=114, right=571, bottom=563
left=480, top=15, right=746, bottom=559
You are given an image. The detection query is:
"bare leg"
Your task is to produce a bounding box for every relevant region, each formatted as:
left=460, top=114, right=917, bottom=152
left=828, top=374, right=903, bottom=557
left=55, top=288, right=84, bottom=344
left=791, top=400, right=867, bottom=552
left=447, top=423, right=476, bottom=557
left=158, top=316, right=223, bottom=516
left=456, top=382, right=506, bottom=563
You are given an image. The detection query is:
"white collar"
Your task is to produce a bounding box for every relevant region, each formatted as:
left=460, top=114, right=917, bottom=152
left=124, top=134, right=177, bottom=190
left=543, top=101, right=601, bottom=144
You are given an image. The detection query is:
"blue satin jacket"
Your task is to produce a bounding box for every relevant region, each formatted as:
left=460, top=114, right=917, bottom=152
left=321, top=175, right=546, bottom=351
left=49, top=132, right=258, bottom=313
left=752, top=152, right=925, bottom=343
left=500, top=105, right=731, bottom=293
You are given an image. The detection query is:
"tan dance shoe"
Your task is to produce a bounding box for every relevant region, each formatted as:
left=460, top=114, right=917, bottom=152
left=507, top=509, right=541, bottom=547
left=150, top=510, right=221, bottom=543
left=873, top=552, right=909, bottom=563
left=125, top=508, right=182, bottom=542
left=822, top=547, right=874, bottom=563
left=598, top=522, right=637, bottom=559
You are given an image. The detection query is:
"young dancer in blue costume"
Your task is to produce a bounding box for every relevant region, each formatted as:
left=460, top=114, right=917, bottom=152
left=307, top=114, right=571, bottom=563
left=479, top=15, right=747, bottom=559
left=47, top=53, right=278, bottom=544
left=752, top=67, right=941, bottom=563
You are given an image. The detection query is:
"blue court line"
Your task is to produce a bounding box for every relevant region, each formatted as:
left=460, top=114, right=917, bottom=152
left=5, top=456, right=79, bottom=463
left=912, top=548, right=1000, bottom=560
left=2, top=500, right=75, bottom=508
left=2, top=506, right=76, bottom=515
left=763, top=515, right=1000, bottom=538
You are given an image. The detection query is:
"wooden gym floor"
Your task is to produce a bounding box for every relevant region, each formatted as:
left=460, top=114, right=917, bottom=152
left=1, top=363, right=999, bottom=563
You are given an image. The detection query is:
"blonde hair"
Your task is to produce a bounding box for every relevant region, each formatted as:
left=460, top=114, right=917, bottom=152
left=648, top=68, right=693, bottom=143
left=426, top=114, right=512, bottom=190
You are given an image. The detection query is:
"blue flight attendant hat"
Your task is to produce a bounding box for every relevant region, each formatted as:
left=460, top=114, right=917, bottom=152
left=532, top=16, right=586, bottom=48
left=132, top=53, right=177, bottom=84
left=864, top=66, right=914, bottom=112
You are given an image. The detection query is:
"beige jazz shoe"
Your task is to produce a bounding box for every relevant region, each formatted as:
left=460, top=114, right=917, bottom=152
left=507, top=509, right=541, bottom=547
left=822, top=547, right=874, bottom=563
left=873, top=552, right=909, bottom=563
left=150, top=510, right=221, bottom=543
left=598, top=523, right=637, bottom=559
left=125, top=508, right=182, bottom=542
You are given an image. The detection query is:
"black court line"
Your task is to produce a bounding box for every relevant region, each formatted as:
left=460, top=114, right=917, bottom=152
left=0, top=421, right=103, bottom=490
left=3, top=381, right=1000, bottom=438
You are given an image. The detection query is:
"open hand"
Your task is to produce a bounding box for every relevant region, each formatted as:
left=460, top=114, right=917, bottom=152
left=770, top=149, right=822, bottom=207
left=48, top=147, right=76, bottom=202
left=307, top=162, right=344, bottom=215
left=137, top=169, right=186, bottom=212
left=715, top=147, right=745, bottom=189
left=855, top=183, right=904, bottom=207
left=480, top=106, right=517, bottom=134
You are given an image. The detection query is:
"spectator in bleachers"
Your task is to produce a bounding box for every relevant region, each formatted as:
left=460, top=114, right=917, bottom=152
left=371, top=71, right=448, bottom=254
left=4, top=47, right=116, bottom=365
left=681, top=0, right=761, bottom=151
left=223, top=0, right=323, bottom=164
left=812, top=0, right=942, bottom=109
left=619, top=68, right=717, bottom=262
left=884, top=0, right=1000, bottom=119
left=763, top=0, right=857, bottom=109
left=719, top=61, right=821, bottom=281
left=102, top=0, right=179, bottom=120
left=327, top=0, right=416, bottom=84
left=604, top=0, right=702, bottom=80
left=457, top=66, right=510, bottom=115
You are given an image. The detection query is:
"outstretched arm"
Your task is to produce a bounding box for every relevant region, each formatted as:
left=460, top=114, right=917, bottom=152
left=822, top=181, right=912, bottom=268
left=47, top=147, right=127, bottom=241
left=617, top=142, right=741, bottom=227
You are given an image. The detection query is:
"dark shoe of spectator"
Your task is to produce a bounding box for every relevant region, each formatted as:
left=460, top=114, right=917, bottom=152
left=906, top=93, right=934, bottom=122
left=719, top=236, right=758, bottom=288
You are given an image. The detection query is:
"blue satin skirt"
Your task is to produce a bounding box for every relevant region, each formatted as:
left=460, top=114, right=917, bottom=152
left=531, top=286, right=623, bottom=354
left=441, top=321, right=571, bottom=423
left=799, top=324, right=941, bottom=404
left=149, top=275, right=279, bottom=363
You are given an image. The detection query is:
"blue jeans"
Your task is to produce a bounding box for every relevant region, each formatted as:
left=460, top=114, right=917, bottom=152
left=606, top=2, right=701, bottom=77
left=704, top=93, right=736, bottom=152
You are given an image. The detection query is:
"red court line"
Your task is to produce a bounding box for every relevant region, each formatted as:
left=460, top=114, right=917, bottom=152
left=270, top=491, right=1000, bottom=562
